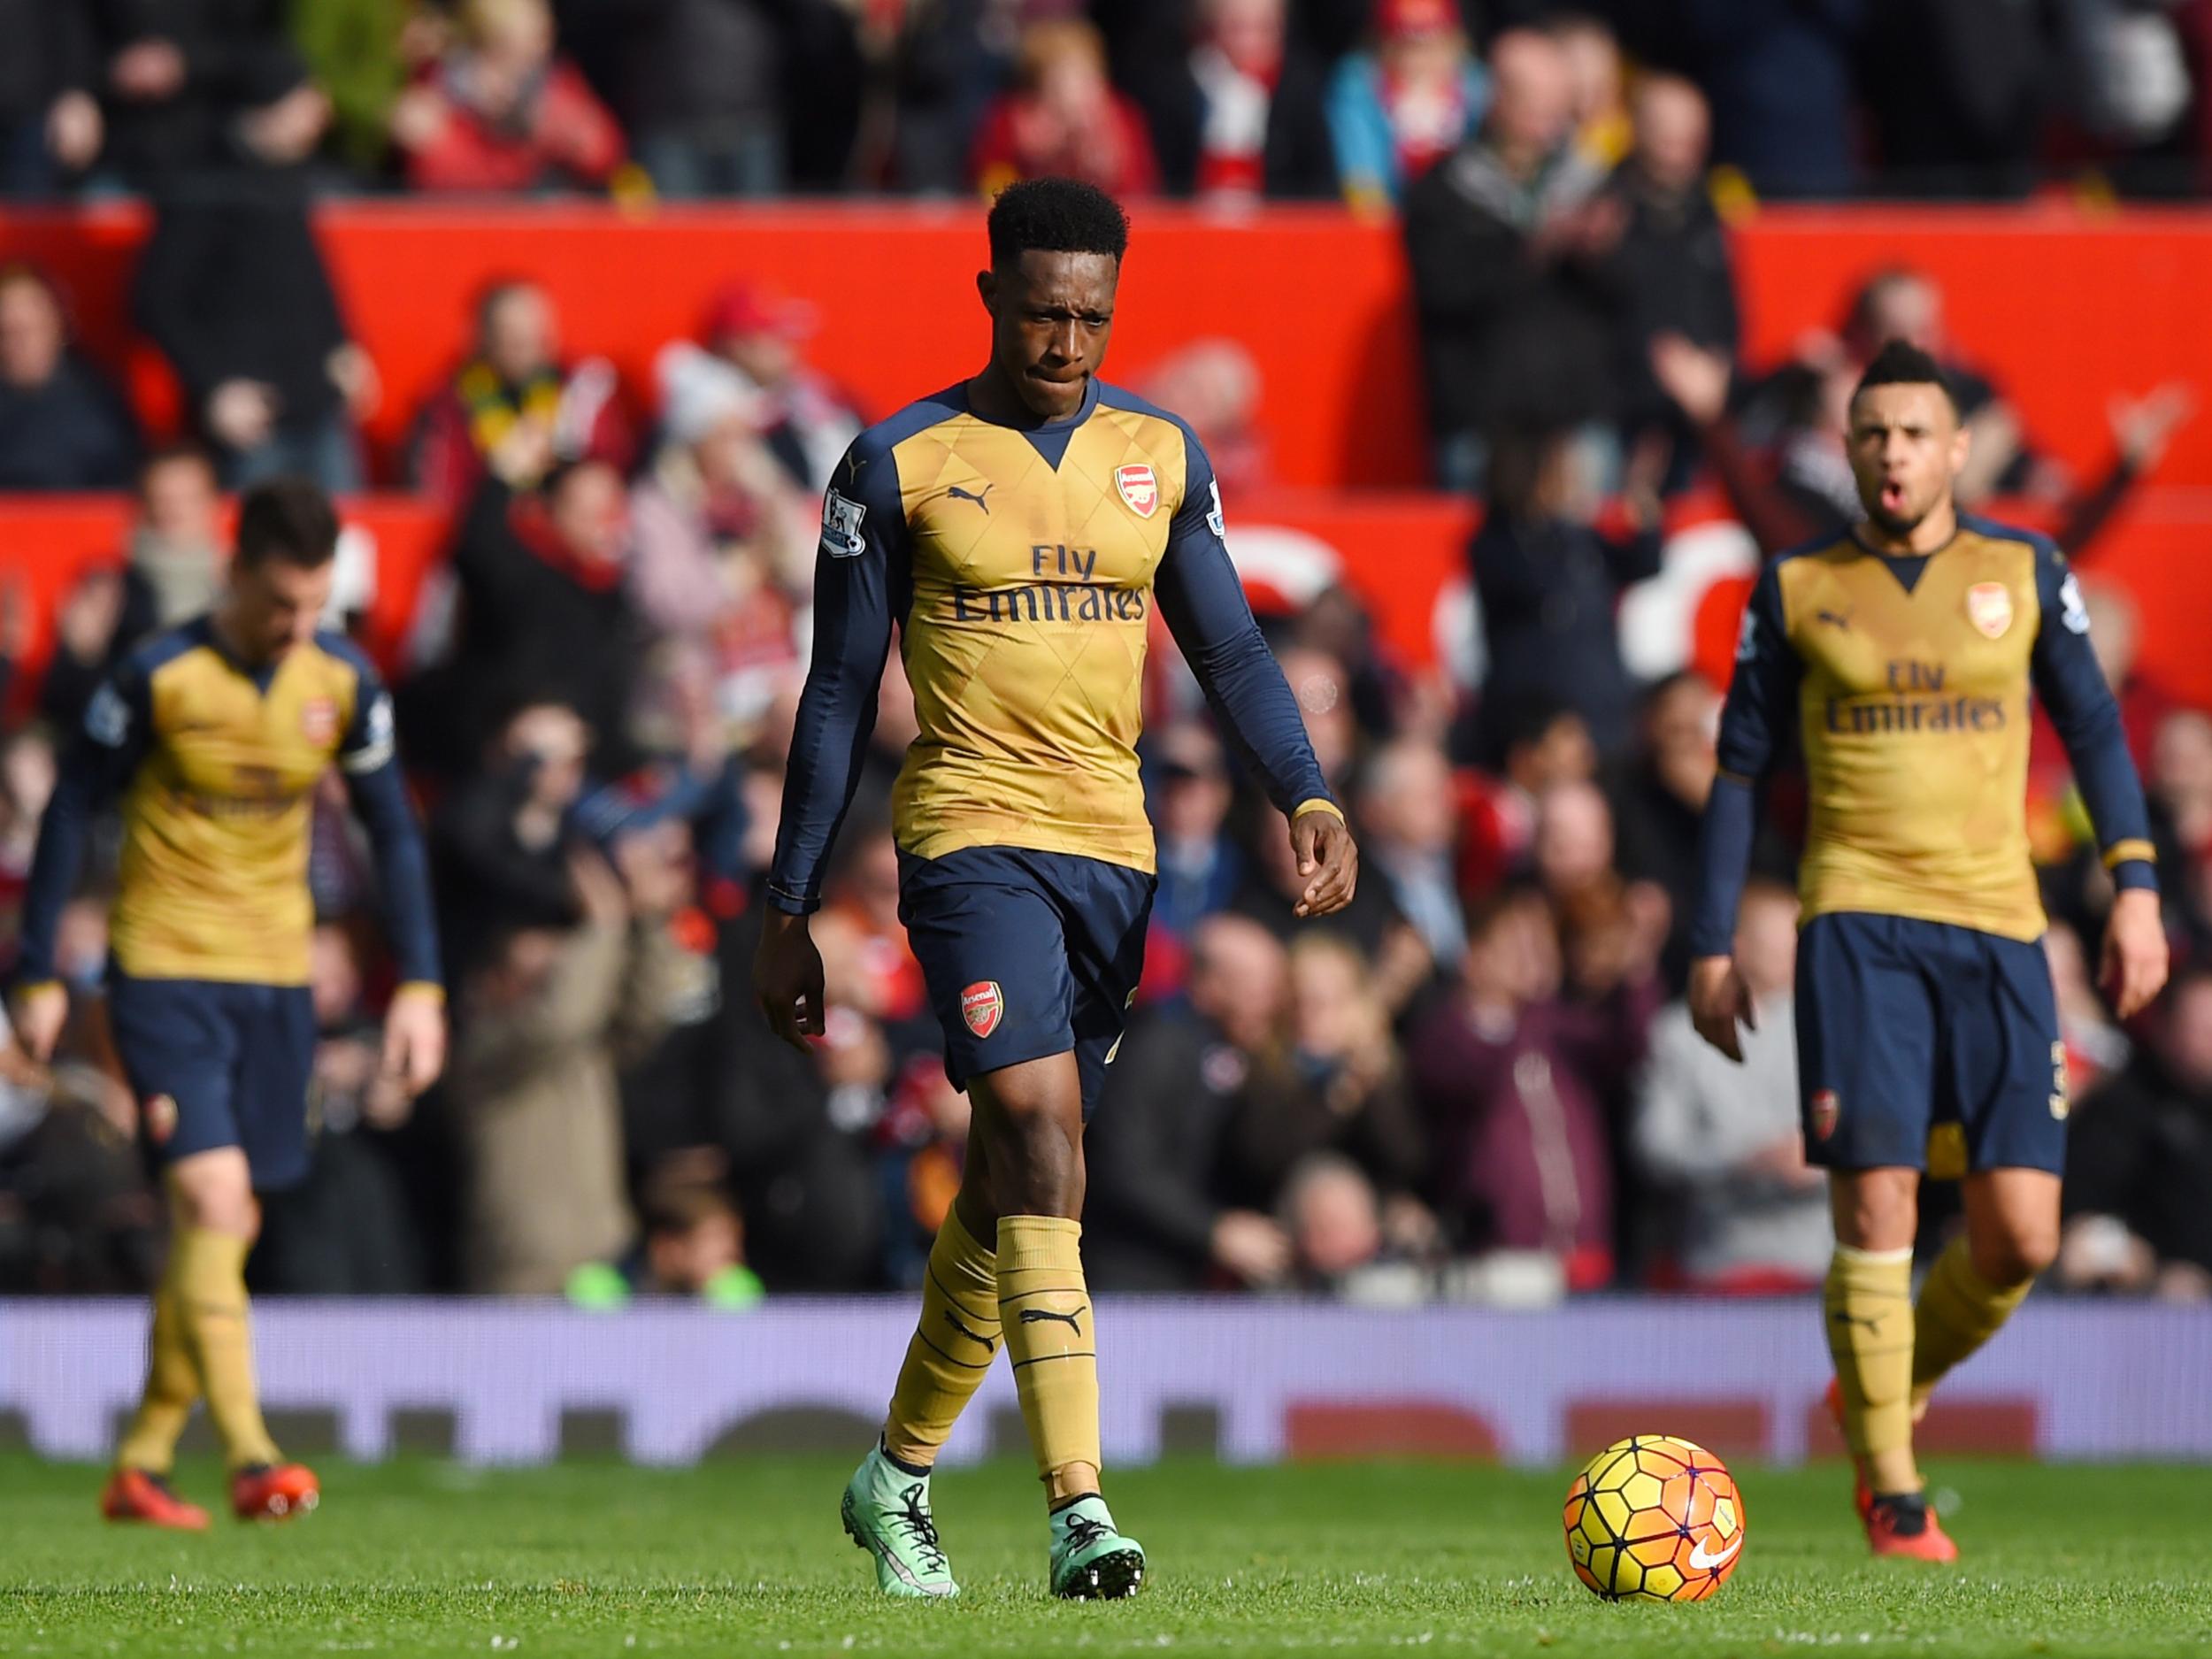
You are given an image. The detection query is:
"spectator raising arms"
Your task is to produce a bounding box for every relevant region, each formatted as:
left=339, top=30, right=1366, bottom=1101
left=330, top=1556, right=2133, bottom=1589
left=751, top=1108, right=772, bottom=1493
left=969, top=19, right=1159, bottom=199
left=392, top=0, right=626, bottom=194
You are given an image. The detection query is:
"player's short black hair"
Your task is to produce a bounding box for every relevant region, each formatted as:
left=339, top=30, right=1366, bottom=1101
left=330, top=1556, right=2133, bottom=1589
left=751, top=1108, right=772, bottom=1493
left=234, top=477, right=339, bottom=570
left=987, top=178, right=1131, bottom=272
left=1853, top=339, right=1960, bottom=419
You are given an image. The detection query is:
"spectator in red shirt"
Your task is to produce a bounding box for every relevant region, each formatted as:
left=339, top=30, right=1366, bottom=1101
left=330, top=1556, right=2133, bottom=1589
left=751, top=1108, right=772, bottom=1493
left=409, top=280, right=632, bottom=509
left=391, top=0, right=626, bottom=195
left=970, top=19, right=1159, bottom=199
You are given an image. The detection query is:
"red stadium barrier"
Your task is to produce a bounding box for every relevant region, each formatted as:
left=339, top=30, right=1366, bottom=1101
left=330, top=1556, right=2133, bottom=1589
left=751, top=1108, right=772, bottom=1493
left=10, top=202, right=2212, bottom=490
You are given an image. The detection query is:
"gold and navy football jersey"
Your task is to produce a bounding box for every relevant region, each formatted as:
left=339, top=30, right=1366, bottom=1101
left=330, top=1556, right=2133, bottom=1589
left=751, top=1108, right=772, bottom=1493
left=767, top=379, right=1335, bottom=911
left=1691, top=515, right=2156, bottom=952
left=18, top=618, right=440, bottom=988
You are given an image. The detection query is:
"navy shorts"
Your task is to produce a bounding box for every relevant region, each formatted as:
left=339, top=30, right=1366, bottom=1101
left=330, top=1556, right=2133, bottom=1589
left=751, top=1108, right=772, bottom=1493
left=897, top=845, right=1154, bottom=1119
left=1794, top=912, right=2067, bottom=1175
left=106, top=972, right=318, bottom=1191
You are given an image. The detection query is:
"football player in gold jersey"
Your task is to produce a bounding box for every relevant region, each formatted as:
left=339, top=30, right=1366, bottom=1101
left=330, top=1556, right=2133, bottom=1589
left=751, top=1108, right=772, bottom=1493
left=755, top=180, right=1356, bottom=1599
left=12, top=480, right=444, bottom=1529
left=1689, top=342, right=2168, bottom=1560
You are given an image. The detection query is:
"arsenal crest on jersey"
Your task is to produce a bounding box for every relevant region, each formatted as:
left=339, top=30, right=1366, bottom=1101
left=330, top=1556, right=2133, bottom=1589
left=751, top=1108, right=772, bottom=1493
left=1114, top=464, right=1159, bottom=519
left=1966, top=581, right=2013, bottom=640
left=960, top=980, right=1004, bottom=1039
left=300, top=696, right=340, bottom=746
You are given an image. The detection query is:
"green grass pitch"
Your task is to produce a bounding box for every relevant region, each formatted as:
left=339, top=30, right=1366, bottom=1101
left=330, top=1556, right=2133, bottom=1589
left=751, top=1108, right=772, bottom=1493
left=3, top=1455, right=2208, bottom=1657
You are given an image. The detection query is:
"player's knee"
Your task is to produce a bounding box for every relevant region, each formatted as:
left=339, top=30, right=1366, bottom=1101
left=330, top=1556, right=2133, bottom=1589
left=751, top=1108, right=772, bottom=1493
left=1830, top=1171, right=1917, bottom=1252
left=166, top=1154, right=257, bottom=1237
left=1970, top=1220, right=2057, bottom=1287
left=982, top=1106, right=1082, bottom=1217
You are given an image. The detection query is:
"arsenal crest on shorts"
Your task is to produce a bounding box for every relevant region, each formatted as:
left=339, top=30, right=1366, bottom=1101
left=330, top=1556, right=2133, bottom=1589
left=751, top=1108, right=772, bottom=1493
left=142, top=1093, right=178, bottom=1146
left=960, top=980, right=1004, bottom=1039
left=1966, top=581, right=2013, bottom=640
left=1114, top=464, right=1159, bottom=519
left=1809, top=1088, right=1840, bottom=1141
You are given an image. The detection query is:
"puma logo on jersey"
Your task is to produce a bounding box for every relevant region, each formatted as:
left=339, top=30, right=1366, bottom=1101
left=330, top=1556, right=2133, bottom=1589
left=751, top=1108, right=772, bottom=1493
left=1816, top=608, right=1853, bottom=633
left=948, top=483, right=993, bottom=514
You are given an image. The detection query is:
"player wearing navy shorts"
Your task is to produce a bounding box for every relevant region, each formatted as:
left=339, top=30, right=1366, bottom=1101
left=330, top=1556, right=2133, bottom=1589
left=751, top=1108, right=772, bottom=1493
left=12, top=480, right=444, bottom=1529
left=753, top=180, right=1356, bottom=1599
left=1688, top=342, right=2169, bottom=1560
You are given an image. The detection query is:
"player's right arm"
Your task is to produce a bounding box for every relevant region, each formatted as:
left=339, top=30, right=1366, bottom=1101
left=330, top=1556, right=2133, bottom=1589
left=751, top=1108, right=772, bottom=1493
left=1686, top=563, right=1801, bottom=1062
left=12, top=657, right=155, bottom=1061
left=755, top=438, right=905, bottom=1049
left=1152, top=426, right=1356, bottom=918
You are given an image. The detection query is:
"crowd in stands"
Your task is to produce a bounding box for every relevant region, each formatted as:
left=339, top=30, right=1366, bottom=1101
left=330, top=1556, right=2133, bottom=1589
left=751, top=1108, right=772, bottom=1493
left=0, top=1, right=2210, bottom=206
left=0, top=243, right=2208, bottom=1306
left=0, top=4, right=2208, bottom=1309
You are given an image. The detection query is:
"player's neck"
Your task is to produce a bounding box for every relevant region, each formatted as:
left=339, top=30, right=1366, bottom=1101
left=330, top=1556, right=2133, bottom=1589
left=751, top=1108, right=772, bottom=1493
left=209, top=601, right=273, bottom=672
left=965, top=365, right=1088, bottom=431
left=1855, top=499, right=1958, bottom=557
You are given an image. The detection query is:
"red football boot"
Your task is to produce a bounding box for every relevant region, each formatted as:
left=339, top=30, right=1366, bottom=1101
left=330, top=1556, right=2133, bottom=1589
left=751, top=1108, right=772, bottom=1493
left=101, top=1469, right=211, bottom=1531
left=1866, top=1492, right=1960, bottom=1563
left=231, top=1463, right=320, bottom=1522
left=1824, top=1378, right=1874, bottom=1522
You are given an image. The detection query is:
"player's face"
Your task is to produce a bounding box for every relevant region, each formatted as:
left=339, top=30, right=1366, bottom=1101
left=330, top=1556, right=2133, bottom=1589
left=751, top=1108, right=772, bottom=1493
left=1846, top=381, right=1968, bottom=537
left=980, top=250, right=1119, bottom=420
left=230, top=556, right=334, bottom=664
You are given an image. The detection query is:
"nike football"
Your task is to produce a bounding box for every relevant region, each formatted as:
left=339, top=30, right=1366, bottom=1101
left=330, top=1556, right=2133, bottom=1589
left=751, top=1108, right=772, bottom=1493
left=1562, top=1434, right=1746, bottom=1601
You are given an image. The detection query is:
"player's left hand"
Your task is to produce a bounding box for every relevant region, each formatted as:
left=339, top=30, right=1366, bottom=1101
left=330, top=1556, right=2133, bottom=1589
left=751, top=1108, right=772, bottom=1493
left=381, top=984, right=448, bottom=1099
left=1290, top=809, right=1357, bottom=919
left=2101, top=887, right=2170, bottom=1020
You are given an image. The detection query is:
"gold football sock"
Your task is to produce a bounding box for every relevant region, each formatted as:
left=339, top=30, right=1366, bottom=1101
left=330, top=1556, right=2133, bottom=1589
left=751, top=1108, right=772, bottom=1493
left=882, top=1207, right=1002, bottom=1468
left=1824, top=1244, right=1919, bottom=1494
left=113, top=1276, right=200, bottom=1475
left=1910, top=1235, right=2032, bottom=1414
left=171, top=1229, right=280, bottom=1471
left=997, top=1216, right=1100, bottom=1504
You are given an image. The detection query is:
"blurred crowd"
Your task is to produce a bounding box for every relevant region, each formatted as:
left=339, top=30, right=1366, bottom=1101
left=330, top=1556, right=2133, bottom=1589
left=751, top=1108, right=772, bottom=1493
left=1, top=233, right=2209, bottom=1308
left=0, top=2, right=2208, bottom=1311
left=1, top=0, right=2211, bottom=208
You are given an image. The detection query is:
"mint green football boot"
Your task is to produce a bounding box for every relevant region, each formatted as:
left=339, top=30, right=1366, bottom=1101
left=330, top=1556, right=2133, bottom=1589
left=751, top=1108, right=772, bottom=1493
left=840, top=1444, right=959, bottom=1598
left=1048, top=1494, right=1147, bottom=1600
